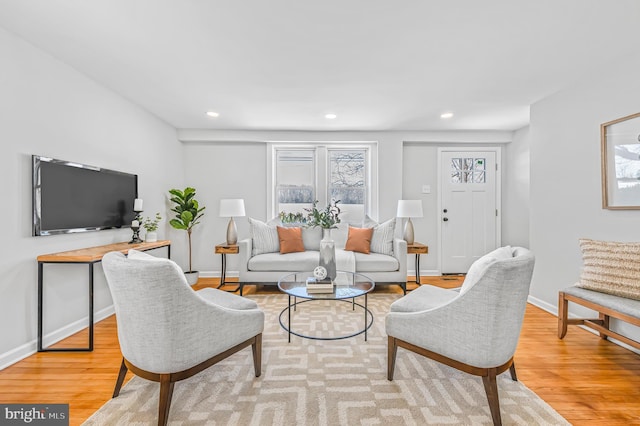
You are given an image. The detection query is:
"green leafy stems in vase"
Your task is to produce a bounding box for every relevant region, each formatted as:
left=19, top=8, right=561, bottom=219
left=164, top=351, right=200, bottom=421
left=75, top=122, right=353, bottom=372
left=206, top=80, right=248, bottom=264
left=142, top=213, right=162, bottom=233
left=304, top=199, right=341, bottom=229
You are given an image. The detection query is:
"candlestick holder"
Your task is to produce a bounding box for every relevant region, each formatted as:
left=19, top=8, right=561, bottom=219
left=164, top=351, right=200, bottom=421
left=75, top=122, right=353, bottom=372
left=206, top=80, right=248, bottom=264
left=129, top=210, right=143, bottom=244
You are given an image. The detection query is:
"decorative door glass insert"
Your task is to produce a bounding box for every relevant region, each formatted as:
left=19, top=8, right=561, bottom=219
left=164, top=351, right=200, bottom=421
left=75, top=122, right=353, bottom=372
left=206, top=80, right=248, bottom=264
left=451, top=157, right=486, bottom=183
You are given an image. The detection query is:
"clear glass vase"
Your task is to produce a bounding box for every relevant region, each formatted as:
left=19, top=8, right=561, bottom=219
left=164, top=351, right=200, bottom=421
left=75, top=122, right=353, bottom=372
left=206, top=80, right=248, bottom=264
left=319, top=228, right=337, bottom=281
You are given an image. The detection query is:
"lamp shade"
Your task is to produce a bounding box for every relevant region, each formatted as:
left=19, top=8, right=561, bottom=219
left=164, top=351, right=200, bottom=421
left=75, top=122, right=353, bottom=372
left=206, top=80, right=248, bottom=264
left=396, top=200, right=423, bottom=218
left=219, top=199, right=246, bottom=217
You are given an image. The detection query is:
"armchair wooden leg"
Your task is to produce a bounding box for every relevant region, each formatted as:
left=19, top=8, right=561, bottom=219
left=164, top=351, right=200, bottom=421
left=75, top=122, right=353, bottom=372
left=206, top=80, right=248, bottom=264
left=387, top=336, right=398, bottom=381
left=599, top=312, right=610, bottom=340
left=113, top=358, right=128, bottom=398
left=158, top=375, right=174, bottom=426
left=252, top=333, right=262, bottom=377
left=482, top=368, right=502, bottom=426
left=509, top=362, right=517, bottom=381
left=558, top=292, right=568, bottom=339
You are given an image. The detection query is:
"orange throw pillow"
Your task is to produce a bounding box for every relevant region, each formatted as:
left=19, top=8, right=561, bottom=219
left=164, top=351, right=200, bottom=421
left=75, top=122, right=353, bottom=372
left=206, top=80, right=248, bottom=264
left=277, top=226, right=305, bottom=254
left=345, top=226, right=374, bottom=254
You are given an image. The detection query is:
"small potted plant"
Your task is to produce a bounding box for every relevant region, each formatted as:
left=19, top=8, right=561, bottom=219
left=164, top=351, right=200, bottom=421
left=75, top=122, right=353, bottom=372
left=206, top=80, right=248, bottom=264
left=142, top=213, right=162, bottom=242
left=168, top=187, right=206, bottom=285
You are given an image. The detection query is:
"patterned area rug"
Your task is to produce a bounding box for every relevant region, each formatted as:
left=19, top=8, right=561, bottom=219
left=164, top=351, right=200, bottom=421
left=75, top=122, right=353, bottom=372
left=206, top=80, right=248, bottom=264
left=84, top=294, right=569, bottom=425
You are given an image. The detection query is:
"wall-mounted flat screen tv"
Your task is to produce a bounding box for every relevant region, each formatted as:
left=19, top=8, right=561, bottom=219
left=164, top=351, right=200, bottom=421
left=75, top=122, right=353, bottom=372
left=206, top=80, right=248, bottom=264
left=32, top=155, right=138, bottom=236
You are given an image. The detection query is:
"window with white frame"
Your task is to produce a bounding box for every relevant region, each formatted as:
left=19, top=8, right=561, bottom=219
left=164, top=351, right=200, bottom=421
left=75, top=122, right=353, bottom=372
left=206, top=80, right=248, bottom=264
left=269, top=144, right=377, bottom=224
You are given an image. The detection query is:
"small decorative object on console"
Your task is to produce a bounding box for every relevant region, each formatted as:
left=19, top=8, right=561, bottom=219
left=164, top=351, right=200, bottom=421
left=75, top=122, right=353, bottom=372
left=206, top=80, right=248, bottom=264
left=129, top=198, right=143, bottom=244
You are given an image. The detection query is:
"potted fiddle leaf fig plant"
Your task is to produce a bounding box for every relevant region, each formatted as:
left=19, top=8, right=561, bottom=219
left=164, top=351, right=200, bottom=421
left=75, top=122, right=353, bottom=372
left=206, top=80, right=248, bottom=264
left=168, top=187, right=205, bottom=285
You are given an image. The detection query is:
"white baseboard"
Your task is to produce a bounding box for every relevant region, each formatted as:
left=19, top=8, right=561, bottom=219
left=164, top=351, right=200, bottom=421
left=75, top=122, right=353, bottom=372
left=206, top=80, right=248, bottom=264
left=199, top=270, right=239, bottom=278
left=411, top=269, right=441, bottom=277
left=0, top=305, right=115, bottom=371
left=527, top=294, right=558, bottom=316
left=204, top=270, right=440, bottom=279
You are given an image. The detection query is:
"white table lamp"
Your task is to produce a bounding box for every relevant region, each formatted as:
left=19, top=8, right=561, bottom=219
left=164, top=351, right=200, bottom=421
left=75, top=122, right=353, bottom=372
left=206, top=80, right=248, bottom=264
left=397, top=200, right=423, bottom=245
left=219, top=199, right=246, bottom=245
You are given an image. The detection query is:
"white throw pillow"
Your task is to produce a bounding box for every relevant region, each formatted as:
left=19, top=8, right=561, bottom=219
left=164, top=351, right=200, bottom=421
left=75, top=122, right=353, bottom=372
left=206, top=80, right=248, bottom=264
left=331, top=223, right=349, bottom=249
left=249, top=217, right=280, bottom=256
left=302, top=227, right=322, bottom=251
left=460, top=246, right=513, bottom=294
left=370, top=218, right=396, bottom=256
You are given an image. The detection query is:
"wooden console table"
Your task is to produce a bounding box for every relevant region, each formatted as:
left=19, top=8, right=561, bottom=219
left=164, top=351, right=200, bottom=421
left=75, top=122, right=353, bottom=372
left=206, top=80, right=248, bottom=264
left=37, top=240, right=171, bottom=352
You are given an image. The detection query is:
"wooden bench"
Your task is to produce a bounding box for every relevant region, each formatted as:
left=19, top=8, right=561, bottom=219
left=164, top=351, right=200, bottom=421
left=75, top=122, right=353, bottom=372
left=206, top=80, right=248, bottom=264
left=558, top=286, right=640, bottom=350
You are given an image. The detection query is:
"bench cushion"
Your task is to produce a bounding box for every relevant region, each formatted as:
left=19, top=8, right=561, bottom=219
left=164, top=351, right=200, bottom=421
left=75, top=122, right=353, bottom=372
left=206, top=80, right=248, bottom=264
left=562, top=286, right=640, bottom=320
left=575, top=239, right=640, bottom=301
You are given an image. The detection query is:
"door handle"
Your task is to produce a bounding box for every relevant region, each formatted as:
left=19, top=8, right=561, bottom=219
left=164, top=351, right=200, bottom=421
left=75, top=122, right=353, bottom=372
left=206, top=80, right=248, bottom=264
left=443, top=217, right=448, bottom=222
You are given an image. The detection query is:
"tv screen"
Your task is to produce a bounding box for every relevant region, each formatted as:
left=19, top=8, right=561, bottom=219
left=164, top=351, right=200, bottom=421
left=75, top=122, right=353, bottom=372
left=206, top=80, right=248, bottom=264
left=32, top=155, right=138, bottom=236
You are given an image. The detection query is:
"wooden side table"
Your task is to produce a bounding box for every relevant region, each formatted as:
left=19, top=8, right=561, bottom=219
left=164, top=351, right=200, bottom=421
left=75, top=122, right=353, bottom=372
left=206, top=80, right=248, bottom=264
left=407, top=242, right=429, bottom=285
left=215, top=243, right=239, bottom=291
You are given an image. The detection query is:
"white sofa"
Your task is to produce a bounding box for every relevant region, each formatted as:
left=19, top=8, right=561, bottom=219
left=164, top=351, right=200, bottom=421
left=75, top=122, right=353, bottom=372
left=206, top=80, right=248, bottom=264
left=238, top=218, right=407, bottom=295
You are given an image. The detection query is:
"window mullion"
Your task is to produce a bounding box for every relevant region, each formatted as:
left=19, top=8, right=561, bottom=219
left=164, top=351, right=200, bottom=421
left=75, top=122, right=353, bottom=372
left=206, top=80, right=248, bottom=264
left=316, top=146, right=328, bottom=206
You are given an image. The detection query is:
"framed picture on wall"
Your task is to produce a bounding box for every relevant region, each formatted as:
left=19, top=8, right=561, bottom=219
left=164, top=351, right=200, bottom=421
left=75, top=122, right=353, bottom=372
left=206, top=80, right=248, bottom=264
left=601, top=112, right=640, bottom=209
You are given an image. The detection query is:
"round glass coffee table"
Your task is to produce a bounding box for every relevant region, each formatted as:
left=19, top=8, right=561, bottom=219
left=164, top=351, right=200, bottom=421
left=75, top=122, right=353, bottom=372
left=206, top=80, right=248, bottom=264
left=277, top=270, right=375, bottom=342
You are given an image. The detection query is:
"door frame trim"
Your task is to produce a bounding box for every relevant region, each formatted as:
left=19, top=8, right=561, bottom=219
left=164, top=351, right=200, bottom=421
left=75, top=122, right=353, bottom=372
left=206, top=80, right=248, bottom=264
left=436, top=146, right=502, bottom=274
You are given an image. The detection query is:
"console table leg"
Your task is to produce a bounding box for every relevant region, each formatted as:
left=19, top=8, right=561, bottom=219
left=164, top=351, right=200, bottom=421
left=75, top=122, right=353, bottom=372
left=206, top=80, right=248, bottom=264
left=415, top=254, right=421, bottom=285
left=37, top=262, right=43, bottom=352
left=89, top=263, right=94, bottom=351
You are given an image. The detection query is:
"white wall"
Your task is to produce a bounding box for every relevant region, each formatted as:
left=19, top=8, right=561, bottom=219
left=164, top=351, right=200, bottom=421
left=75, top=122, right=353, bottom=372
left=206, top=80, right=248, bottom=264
left=529, top=53, right=640, bottom=343
left=502, top=126, right=530, bottom=248
left=180, top=130, right=512, bottom=277
left=0, top=27, right=183, bottom=368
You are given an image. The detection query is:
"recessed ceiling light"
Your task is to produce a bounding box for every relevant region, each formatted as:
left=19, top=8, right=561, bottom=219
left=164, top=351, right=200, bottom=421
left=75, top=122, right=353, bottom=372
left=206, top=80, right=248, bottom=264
left=206, top=111, right=219, bottom=118
left=325, top=113, right=337, bottom=119
left=440, top=112, right=454, bottom=119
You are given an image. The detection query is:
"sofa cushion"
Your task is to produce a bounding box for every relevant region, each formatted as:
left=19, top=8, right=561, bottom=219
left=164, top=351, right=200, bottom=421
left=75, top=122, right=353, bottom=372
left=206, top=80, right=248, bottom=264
left=460, top=246, right=513, bottom=294
left=248, top=251, right=320, bottom=272
left=196, top=287, right=259, bottom=310
left=355, top=252, right=399, bottom=272
left=331, top=223, right=349, bottom=249
left=302, top=227, right=322, bottom=251
left=345, top=226, right=374, bottom=254
left=575, top=239, right=640, bottom=301
left=370, top=218, right=396, bottom=256
left=277, top=226, right=305, bottom=254
left=249, top=217, right=280, bottom=256
left=390, top=284, right=458, bottom=312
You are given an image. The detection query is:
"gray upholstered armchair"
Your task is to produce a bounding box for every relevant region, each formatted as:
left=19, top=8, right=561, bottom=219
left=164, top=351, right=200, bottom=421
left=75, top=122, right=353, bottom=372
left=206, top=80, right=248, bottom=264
left=102, top=249, right=264, bottom=426
left=386, top=246, right=535, bottom=426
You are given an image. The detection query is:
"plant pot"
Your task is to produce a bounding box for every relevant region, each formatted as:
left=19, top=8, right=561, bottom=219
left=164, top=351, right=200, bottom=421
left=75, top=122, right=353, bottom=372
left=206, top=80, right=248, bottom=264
left=145, top=231, right=158, bottom=242
left=184, top=271, right=199, bottom=285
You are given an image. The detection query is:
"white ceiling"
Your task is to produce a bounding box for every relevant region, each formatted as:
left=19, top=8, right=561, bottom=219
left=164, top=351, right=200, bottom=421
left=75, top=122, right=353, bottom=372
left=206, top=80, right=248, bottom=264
left=1, top=0, right=639, bottom=132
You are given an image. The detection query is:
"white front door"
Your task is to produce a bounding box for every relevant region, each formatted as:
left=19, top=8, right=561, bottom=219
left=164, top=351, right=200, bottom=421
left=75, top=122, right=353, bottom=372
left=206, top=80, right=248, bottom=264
left=439, top=149, right=500, bottom=273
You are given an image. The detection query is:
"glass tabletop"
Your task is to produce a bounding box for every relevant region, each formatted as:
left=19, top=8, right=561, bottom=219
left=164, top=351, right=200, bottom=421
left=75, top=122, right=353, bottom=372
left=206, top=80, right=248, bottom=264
left=277, top=270, right=375, bottom=300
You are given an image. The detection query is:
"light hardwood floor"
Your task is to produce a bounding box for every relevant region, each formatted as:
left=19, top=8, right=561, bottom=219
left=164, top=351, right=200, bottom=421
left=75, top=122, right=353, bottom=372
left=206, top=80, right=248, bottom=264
left=1, top=277, right=639, bottom=425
